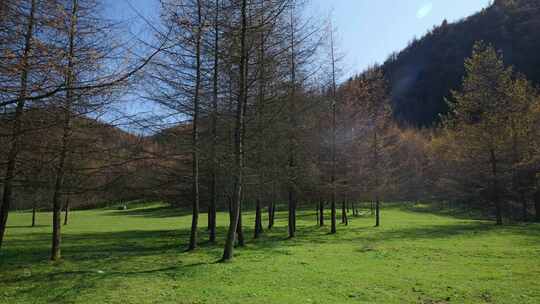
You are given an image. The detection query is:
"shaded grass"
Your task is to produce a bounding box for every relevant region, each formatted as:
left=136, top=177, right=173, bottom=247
left=1, top=203, right=540, bottom=303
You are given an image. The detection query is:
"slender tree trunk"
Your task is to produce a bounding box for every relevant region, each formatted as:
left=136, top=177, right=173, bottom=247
left=288, top=187, right=295, bottom=238
left=51, top=190, right=62, bottom=260
left=222, top=0, right=247, bottom=261
left=329, top=21, right=337, bottom=235
left=207, top=205, right=212, bottom=231
left=373, top=129, right=382, bottom=228
left=319, top=200, right=324, bottom=226
left=258, top=204, right=263, bottom=233
left=268, top=202, right=273, bottom=229
left=51, top=0, right=78, bottom=261
left=293, top=200, right=297, bottom=232
left=31, top=203, right=36, bottom=227
left=188, top=0, right=203, bottom=251
left=228, top=195, right=233, bottom=219
left=254, top=199, right=263, bottom=238
left=52, top=142, right=70, bottom=261
left=375, top=198, right=380, bottom=227
left=490, top=149, right=503, bottom=225
left=330, top=99, right=337, bottom=233
left=208, top=0, right=219, bottom=244
left=0, top=0, right=36, bottom=250
left=330, top=99, right=336, bottom=233
left=63, top=197, right=70, bottom=226
left=287, top=5, right=297, bottom=239
left=237, top=203, right=244, bottom=247
left=223, top=190, right=240, bottom=260
left=316, top=202, right=319, bottom=225
left=341, top=201, right=345, bottom=223
left=254, top=2, right=266, bottom=240
left=330, top=197, right=336, bottom=233
left=268, top=179, right=276, bottom=229
left=342, top=201, right=348, bottom=225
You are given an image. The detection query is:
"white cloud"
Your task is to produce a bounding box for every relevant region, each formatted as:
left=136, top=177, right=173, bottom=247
left=416, top=2, right=433, bottom=19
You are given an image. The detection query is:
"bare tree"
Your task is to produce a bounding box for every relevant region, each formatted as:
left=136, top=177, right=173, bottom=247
left=0, top=0, right=37, bottom=249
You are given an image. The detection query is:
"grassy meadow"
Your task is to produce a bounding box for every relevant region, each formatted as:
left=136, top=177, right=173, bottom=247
left=1, top=203, right=539, bottom=304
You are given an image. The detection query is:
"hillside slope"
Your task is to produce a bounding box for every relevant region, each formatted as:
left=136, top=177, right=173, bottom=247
left=381, top=0, right=540, bottom=126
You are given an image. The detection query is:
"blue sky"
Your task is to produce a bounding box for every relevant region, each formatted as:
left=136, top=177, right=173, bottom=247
left=110, top=0, right=491, bottom=77
left=309, top=0, right=491, bottom=76
left=106, top=0, right=491, bottom=130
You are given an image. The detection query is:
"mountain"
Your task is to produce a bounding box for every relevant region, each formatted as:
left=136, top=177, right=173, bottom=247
left=380, top=0, right=540, bottom=126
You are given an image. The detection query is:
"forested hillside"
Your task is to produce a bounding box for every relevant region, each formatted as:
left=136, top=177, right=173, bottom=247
left=0, top=109, right=149, bottom=210
left=382, top=0, right=540, bottom=126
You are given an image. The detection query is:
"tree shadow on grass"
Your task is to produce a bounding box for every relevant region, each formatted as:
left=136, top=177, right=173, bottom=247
left=6, top=225, right=49, bottom=229
left=5, top=208, right=540, bottom=266
left=5, top=261, right=213, bottom=304
left=2, top=207, right=540, bottom=304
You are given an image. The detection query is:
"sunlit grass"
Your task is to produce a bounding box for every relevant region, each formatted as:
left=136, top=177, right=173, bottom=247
left=1, top=203, right=539, bottom=303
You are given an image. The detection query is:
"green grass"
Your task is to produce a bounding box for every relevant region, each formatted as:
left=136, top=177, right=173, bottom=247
left=1, top=203, right=540, bottom=304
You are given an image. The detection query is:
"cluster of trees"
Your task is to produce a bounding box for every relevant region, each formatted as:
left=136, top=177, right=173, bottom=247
left=0, top=0, right=410, bottom=262
left=431, top=42, right=540, bottom=224
left=0, top=0, right=156, bottom=259
left=1, top=0, right=539, bottom=264
left=142, top=0, right=400, bottom=260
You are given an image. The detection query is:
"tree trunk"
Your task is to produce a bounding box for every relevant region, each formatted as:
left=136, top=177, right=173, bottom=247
left=345, top=201, right=349, bottom=226
left=268, top=201, right=274, bottom=229
left=237, top=203, right=244, bottom=247
left=207, top=205, right=212, bottom=231
left=330, top=98, right=336, bottom=234
left=287, top=6, right=297, bottom=239
left=254, top=199, right=263, bottom=238
left=63, top=198, right=70, bottom=226
left=188, top=0, right=203, bottom=251
left=222, top=0, right=247, bottom=262
left=288, top=187, right=296, bottom=238
left=51, top=0, right=78, bottom=261
left=330, top=198, right=336, bottom=234
left=0, top=0, right=36, bottom=250
left=319, top=200, right=324, bottom=226
left=208, top=0, right=219, bottom=244
left=293, top=200, right=297, bottom=232
left=341, top=201, right=345, bottom=224
left=490, top=149, right=503, bottom=225
left=253, top=0, right=266, bottom=239
left=223, top=189, right=240, bottom=261
left=316, top=202, right=319, bottom=225
left=375, top=198, right=380, bottom=227
left=51, top=191, right=62, bottom=260
left=329, top=19, right=338, bottom=235
left=268, top=180, right=276, bottom=229
left=31, top=204, right=36, bottom=227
